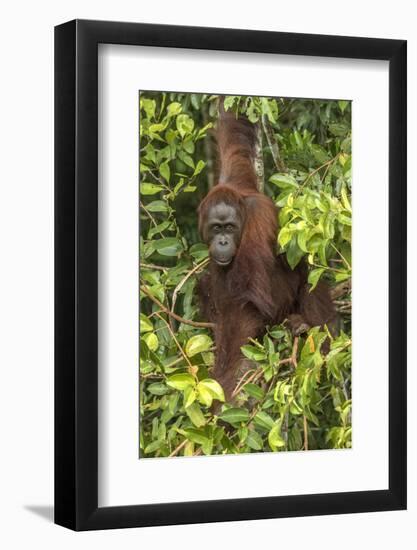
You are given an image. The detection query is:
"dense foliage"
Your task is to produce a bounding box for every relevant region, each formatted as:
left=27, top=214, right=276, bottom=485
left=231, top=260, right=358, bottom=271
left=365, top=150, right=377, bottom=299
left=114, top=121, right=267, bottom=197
left=139, top=92, right=352, bottom=458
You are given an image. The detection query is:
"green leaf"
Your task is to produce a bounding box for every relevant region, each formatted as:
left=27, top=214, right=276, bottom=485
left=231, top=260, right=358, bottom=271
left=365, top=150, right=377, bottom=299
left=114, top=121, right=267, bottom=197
left=185, top=334, right=213, bottom=357
left=146, top=200, right=168, bottom=213
left=193, top=160, right=206, bottom=177
left=153, top=237, right=183, bottom=256
left=341, top=137, right=352, bottom=154
left=308, top=267, right=325, bottom=291
left=243, top=383, right=264, bottom=400
left=190, top=94, right=200, bottom=109
left=147, top=382, right=168, bottom=396
left=329, top=123, right=349, bottom=137
left=311, top=144, right=330, bottom=164
left=286, top=238, right=305, bottom=269
left=198, top=379, right=225, bottom=402
left=184, top=427, right=210, bottom=446
left=223, top=96, right=238, bottom=111
left=183, top=386, right=197, bottom=408
left=338, top=100, right=349, bottom=113
left=219, top=408, right=249, bottom=425
left=182, top=136, right=195, bottom=153
left=142, top=283, right=164, bottom=303
left=159, top=161, right=170, bottom=182
left=253, top=411, right=275, bottom=431
left=144, top=440, right=162, bottom=454
left=238, top=426, right=248, bottom=444
left=189, top=243, right=209, bottom=261
left=246, top=430, right=263, bottom=451
left=289, top=400, right=303, bottom=415
left=338, top=212, right=352, bottom=226
left=173, top=177, right=186, bottom=196
left=184, top=441, right=194, bottom=456
left=178, top=151, right=195, bottom=169
left=246, top=100, right=259, bottom=123
left=149, top=122, right=168, bottom=134
left=166, top=373, right=195, bottom=390
left=196, top=122, right=213, bottom=139
left=148, top=220, right=171, bottom=238
left=241, top=345, right=266, bottom=361
left=165, top=128, right=177, bottom=144
left=335, top=271, right=351, bottom=282
left=270, top=173, right=298, bottom=189
left=140, top=97, right=156, bottom=119
left=340, top=186, right=352, bottom=212
left=278, top=227, right=292, bottom=248
left=196, top=383, right=213, bottom=407
left=297, top=230, right=309, bottom=253
left=185, top=402, right=206, bottom=427
left=201, top=438, right=214, bottom=455
left=268, top=424, right=285, bottom=450
left=140, top=313, right=153, bottom=333
left=201, top=351, right=214, bottom=366
left=141, top=269, right=160, bottom=286
left=140, top=182, right=164, bottom=195
left=167, top=102, right=182, bottom=116
left=143, top=332, right=159, bottom=351
left=260, top=97, right=276, bottom=123
left=176, top=114, right=195, bottom=138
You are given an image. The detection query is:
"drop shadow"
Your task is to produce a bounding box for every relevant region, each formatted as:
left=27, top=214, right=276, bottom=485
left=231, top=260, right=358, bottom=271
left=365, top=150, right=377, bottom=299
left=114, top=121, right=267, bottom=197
left=24, top=505, right=54, bottom=523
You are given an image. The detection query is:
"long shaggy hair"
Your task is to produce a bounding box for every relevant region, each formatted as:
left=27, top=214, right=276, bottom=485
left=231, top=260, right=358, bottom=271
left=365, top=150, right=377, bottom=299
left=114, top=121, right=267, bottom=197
left=197, top=99, right=336, bottom=398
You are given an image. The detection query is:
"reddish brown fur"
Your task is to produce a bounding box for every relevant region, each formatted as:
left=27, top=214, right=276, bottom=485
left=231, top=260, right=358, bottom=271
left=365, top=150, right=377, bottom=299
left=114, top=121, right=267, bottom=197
left=197, top=100, right=337, bottom=399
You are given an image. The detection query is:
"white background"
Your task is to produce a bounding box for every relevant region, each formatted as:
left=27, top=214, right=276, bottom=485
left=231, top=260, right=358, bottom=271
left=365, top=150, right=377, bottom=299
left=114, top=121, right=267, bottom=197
left=0, top=1, right=414, bottom=548
left=99, top=45, right=389, bottom=506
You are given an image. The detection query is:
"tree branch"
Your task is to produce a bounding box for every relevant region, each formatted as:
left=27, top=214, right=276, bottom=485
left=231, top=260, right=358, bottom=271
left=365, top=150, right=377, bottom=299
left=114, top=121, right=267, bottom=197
left=170, top=258, right=210, bottom=329
left=140, top=283, right=215, bottom=329
left=303, top=415, right=309, bottom=451
left=169, top=439, right=188, bottom=458
left=254, top=123, right=264, bottom=192
left=291, top=336, right=299, bottom=368
left=154, top=312, right=193, bottom=370
left=330, top=279, right=352, bottom=300
left=296, top=153, right=341, bottom=196
left=261, top=115, right=286, bottom=172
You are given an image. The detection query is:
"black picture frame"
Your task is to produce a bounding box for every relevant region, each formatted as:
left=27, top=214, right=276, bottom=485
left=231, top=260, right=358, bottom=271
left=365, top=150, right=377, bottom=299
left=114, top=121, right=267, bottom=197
left=55, top=19, right=407, bottom=531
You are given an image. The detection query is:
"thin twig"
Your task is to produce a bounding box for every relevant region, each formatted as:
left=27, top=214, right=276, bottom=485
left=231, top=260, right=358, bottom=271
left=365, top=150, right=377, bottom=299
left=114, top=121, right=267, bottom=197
left=261, top=115, right=286, bottom=172
left=232, top=368, right=260, bottom=398
left=147, top=170, right=169, bottom=187
left=254, top=123, right=264, bottom=192
left=303, top=415, right=309, bottom=450
left=291, top=337, right=299, bottom=368
left=140, top=284, right=214, bottom=329
left=140, top=262, right=168, bottom=272
left=296, top=153, right=341, bottom=196
left=202, top=102, right=215, bottom=189
left=172, top=258, right=209, bottom=311
left=320, top=156, right=333, bottom=184
left=140, top=200, right=158, bottom=228
left=170, top=258, right=210, bottom=330
left=330, top=242, right=351, bottom=270
left=164, top=356, right=185, bottom=369
left=169, top=439, right=187, bottom=458
left=283, top=410, right=289, bottom=450
left=232, top=354, right=295, bottom=398
left=154, top=312, right=193, bottom=370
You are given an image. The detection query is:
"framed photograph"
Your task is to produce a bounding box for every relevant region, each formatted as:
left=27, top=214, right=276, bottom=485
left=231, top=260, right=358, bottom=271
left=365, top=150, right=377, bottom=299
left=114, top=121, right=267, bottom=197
left=55, top=19, right=407, bottom=531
